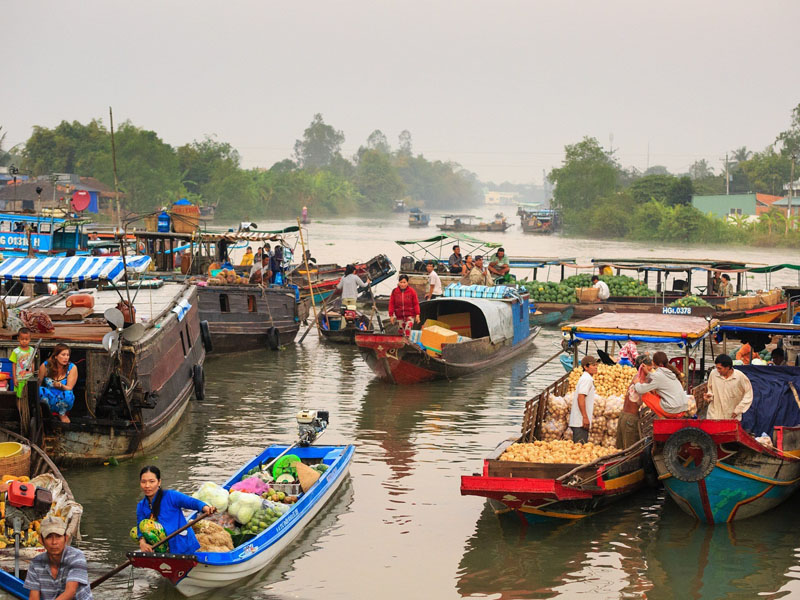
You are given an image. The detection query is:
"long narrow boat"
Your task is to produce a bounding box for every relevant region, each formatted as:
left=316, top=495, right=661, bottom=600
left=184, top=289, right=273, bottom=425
left=128, top=443, right=355, bottom=597
left=651, top=321, right=800, bottom=523
left=0, top=427, right=83, bottom=599
left=355, top=285, right=538, bottom=384
left=0, top=255, right=206, bottom=463
left=317, top=308, right=375, bottom=345
left=460, top=373, right=650, bottom=523
left=530, top=305, right=574, bottom=327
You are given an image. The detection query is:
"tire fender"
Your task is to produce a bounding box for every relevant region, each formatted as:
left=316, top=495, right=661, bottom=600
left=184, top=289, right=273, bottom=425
left=266, top=326, right=280, bottom=351
left=199, top=320, right=213, bottom=353
left=192, top=365, right=205, bottom=402
left=663, top=427, right=717, bottom=482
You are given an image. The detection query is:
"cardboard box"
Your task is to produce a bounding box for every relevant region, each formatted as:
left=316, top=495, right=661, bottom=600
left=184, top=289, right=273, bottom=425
left=420, top=325, right=458, bottom=357
left=437, top=312, right=472, bottom=337
left=576, top=287, right=599, bottom=302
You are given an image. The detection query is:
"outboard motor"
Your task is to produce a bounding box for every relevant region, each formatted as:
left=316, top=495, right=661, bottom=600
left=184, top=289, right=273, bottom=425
left=7, top=480, right=53, bottom=578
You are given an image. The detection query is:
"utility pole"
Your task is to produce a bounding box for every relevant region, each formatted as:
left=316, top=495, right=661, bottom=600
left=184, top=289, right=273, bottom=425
left=725, top=153, right=730, bottom=195
left=542, top=169, right=547, bottom=205
left=788, top=153, right=795, bottom=236
left=646, top=142, right=650, bottom=172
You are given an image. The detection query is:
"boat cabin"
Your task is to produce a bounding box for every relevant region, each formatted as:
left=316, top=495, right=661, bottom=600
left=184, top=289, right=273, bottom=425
left=0, top=213, right=89, bottom=257
left=408, top=208, right=430, bottom=227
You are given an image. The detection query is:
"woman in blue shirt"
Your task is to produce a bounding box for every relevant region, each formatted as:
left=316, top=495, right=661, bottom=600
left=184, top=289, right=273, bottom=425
left=136, top=465, right=215, bottom=554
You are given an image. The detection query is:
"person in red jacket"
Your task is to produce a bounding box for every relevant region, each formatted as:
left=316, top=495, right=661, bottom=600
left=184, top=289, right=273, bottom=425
left=388, top=275, right=420, bottom=336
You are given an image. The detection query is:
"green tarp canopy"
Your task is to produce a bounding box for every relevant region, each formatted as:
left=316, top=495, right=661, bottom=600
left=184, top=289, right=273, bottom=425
left=747, top=264, right=800, bottom=274
left=395, top=233, right=500, bottom=262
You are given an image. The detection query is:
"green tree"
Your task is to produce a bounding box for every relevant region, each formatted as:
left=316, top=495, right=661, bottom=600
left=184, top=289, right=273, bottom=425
left=548, top=137, right=620, bottom=222
left=365, top=129, right=390, bottom=154
left=356, top=150, right=405, bottom=209
left=739, top=147, right=790, bottom=195
left=688, top=159, right=714, bottom=180
left=667, top=176, right=693, bottom=206
left=293, top=113, right=345, bottom=169
left=397, top=130, right=413, bottom=157
left=22, top=119, right=108, bottom=175
left=177, top=136, right=240, bottom=198
left=629, top=174, right=674, bottom=204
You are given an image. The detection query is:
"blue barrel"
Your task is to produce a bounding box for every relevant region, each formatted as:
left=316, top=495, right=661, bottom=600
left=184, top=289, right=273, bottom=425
left=157, top=211, right=171, bottom=232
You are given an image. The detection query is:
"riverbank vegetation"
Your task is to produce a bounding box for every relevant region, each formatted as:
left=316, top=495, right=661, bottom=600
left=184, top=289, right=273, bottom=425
left=549, top=103, right=800, bottom=247
left=6, top=114, right=482, bottom=219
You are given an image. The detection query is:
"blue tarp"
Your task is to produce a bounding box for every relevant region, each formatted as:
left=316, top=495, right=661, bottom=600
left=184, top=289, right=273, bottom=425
left=0, top=255, right=151, bottom=283
left=566, top=332, right=706, bottom=349
left=739, top=365, right=800, bottom=436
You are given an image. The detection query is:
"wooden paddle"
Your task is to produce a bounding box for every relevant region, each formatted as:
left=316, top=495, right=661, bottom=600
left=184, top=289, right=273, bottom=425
left=90, top=511, right=212, bottom=589
left=520, top=348, right=568, bottom=380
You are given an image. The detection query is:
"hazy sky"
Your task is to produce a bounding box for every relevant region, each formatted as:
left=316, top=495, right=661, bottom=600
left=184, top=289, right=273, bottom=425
left=5, top=0, right=800, bottom=184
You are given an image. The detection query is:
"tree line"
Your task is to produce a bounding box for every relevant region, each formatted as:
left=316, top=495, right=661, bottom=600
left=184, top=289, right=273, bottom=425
left=1, top=114, right=483, bottom=220
left=548, top=103, right=800, bottom=246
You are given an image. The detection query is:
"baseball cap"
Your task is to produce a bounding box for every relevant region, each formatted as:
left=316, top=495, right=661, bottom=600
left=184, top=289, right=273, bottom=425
left=580, top=356, right=598, bottom=367
left=40, top=516, right=67, bottom=538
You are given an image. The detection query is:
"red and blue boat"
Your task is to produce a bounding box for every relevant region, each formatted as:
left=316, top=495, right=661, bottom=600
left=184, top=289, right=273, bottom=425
left=652, top=321, right=800, bottom=524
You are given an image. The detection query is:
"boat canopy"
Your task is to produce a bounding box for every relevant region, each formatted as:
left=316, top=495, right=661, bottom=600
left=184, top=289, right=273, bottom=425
left=718, top=322, right=800, bottom=336
left=421, top=297, right=513, bottom=344
left=562, top=312, right=718, bottom=348
left=0, top=255, right=151, bottom=283
left=134, top=228, right=298, bottom=242
left=396, top=233, right=500, bottom=262
left=441, top=214, right=476, bottom=220
left=0, top=213, right=88, bottom=226
left=508, top=256, right=577, bottom=269
left=516, top=202, right=542, bottom=209
left=590, top=257, right=758, bottom=273
left=748, top=263, right=800, bottom=274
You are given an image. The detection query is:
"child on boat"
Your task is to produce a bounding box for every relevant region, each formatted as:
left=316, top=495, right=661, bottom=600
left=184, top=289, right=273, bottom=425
left=633, top=351, right=688, bottom=418
left=10, top=327, right=34, bottom=398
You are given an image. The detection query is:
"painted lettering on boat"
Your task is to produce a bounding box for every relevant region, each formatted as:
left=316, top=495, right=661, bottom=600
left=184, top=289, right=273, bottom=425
left=662, top=306, right=692, bottom=315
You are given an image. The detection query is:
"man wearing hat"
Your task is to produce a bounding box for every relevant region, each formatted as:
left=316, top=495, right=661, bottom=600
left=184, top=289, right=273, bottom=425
left=569, top=356, right=598, bottom=443
left=24, top=516, right=92, bottom=599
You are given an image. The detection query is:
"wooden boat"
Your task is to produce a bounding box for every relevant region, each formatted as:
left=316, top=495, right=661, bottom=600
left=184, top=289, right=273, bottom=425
left=0, top=427, right=83, bottom=600
left=0, top=213, right=90, bottom=258
left=198, top=284, right=299, bottom=351
left=517, top=205, right=560, bottom=234
left=460, top=374, right=649, bottom=523
left=407, top=208, right=430, bottom=228
left=317, top=308, right=375, bottom=344
left=128, top=443, right=355, bottom=597
left=135, top=229, right=303, bottom=350
left=355, top=287, right=539, bottom=384
left=651, top=321, right=800, bottom=523
left=290, top=255, right=396, bottom=307
left=437, top=214, right=511, bottom=233
left=530, top=305, right=574, bottom=326
left=0, top=255, right=206, bottom=464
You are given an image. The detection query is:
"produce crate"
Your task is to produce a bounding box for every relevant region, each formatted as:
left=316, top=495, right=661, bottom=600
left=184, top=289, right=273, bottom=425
left=576, top=287, right=599, bottom=302
left=758, top=290, right=782, bottom=306
left=144, top=215, right=158, bottom=232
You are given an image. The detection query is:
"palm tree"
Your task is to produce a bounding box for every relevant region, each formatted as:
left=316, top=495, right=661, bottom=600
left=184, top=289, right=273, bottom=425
left=758, top=211, right=776, bottom=236
left=729, top=213, right=749, bottom=229
left=731, top=146, right=752, bottom=164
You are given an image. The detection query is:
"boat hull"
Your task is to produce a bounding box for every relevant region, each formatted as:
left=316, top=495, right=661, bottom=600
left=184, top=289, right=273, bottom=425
left=355, top=329, right=539, bottom=384
left=198, top=285, right=300, bottom=352
left=461, top=439, right=647, bottom=523
left=652, top=419, right=800, bottom=523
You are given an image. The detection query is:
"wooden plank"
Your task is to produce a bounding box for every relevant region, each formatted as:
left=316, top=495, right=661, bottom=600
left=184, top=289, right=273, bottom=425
left=37, top=307, right=93, bottom=321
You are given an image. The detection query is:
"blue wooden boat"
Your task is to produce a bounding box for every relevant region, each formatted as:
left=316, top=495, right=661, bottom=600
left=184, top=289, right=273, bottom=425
left=128, top=443, right=354, bottom=596
left=530, top=305, right=574, bottom=327
left=0, top=213, right=89, bottom=257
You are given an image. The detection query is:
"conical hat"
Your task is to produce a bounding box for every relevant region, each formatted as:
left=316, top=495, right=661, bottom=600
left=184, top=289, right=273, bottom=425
left=292, top=461, right=321, bottom=493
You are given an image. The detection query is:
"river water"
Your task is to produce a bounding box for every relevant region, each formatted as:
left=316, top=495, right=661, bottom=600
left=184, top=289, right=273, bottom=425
left=57, top=211, right=800, bottom=599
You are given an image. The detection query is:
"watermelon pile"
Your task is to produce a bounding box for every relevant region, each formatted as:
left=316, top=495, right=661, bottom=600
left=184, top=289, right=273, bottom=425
left=520, top=274, right=655, bottom=304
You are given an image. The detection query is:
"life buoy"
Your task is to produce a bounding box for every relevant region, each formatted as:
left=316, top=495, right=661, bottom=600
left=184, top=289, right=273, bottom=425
left=199, top=320, right=213, bottom=353
left=266, top=327, right=280, bottom=351
left=192, top=365, right=205, bottom=401
left=663, top=427, right=717, bottom=482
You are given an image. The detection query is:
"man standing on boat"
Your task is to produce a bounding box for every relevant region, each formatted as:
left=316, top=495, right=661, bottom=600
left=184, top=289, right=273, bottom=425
left=569, top=356, right=598, bottom=443
left=333, top=264, right=371, bottom=310
left=425, top=262, right=443, bottom=300
left=591, top=275, right=610, bottom=301
left=704, top=354, right=753, bottom=420
left=448, top=245, right=464, bottom=274
left=249, top=254, right=271, bottom=284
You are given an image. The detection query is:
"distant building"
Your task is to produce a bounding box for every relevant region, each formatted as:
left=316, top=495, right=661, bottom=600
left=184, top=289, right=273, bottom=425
left=769, top=195, right=800, bottom=216
left=0, top=173, right=119, bottom=216
left=484, top=191, right=518, bottom=205
left=691, top=193, right=787, bottom=221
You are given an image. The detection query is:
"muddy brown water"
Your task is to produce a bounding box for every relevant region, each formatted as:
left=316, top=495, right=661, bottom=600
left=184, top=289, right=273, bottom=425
left=49, top=213, right=800, bottom=599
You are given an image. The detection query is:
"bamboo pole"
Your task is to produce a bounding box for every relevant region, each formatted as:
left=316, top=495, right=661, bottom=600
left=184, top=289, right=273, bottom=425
left=296, top=218, right=320, bottom=338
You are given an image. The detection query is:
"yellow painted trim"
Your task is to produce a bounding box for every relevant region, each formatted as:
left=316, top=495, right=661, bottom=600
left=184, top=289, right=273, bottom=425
left=565, top=326, right=707, bottom=339
left=715, top=462, right=800, bottom=486
left=602, top=469, right=644, bottom=490
left=519, top=506, right=587, bottom=520
left=664, top=486, right=700, bottom=520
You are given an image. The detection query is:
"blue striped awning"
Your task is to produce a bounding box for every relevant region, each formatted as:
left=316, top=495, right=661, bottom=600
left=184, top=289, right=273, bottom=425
left=0, top=255, right=152, bottom=283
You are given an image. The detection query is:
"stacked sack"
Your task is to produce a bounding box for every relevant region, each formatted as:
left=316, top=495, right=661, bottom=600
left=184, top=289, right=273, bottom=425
left=208, top=268, right=249, bottom=285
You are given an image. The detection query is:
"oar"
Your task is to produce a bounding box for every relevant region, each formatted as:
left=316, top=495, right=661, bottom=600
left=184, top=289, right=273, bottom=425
left=90, top=511, right=213, bottom=589
left=367, top=282, right=384, bottom=333
left=520, top=348, right=568, bottom=380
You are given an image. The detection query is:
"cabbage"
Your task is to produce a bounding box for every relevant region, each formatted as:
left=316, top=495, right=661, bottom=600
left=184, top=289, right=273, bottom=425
left=193, top=482, right=230, bottom=511
left=227, top=491, right=262, bottom=524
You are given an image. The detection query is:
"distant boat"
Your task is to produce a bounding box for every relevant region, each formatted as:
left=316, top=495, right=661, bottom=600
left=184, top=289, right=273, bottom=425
left=517, top=204, right=560, bottom=234
left=437, top=214, right=511, bottom=233
left=408, top=208, right=430, bottom=228
left=393, top=200, right=406, bottom=213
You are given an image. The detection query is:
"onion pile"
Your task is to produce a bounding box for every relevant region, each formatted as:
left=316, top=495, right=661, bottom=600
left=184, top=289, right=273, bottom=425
left=567, top=364, right=637, bottom=397
left=500, top=440, right=617, bottom=464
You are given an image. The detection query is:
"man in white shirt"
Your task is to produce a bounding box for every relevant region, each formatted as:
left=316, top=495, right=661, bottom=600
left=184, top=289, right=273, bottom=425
left=425, top=262, right=443, bottom=300
left=704, top=354, right=753, bottom=420
left=569, top=355, right=598, bottom=443
left=592, top=275, right=610, bottom=301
